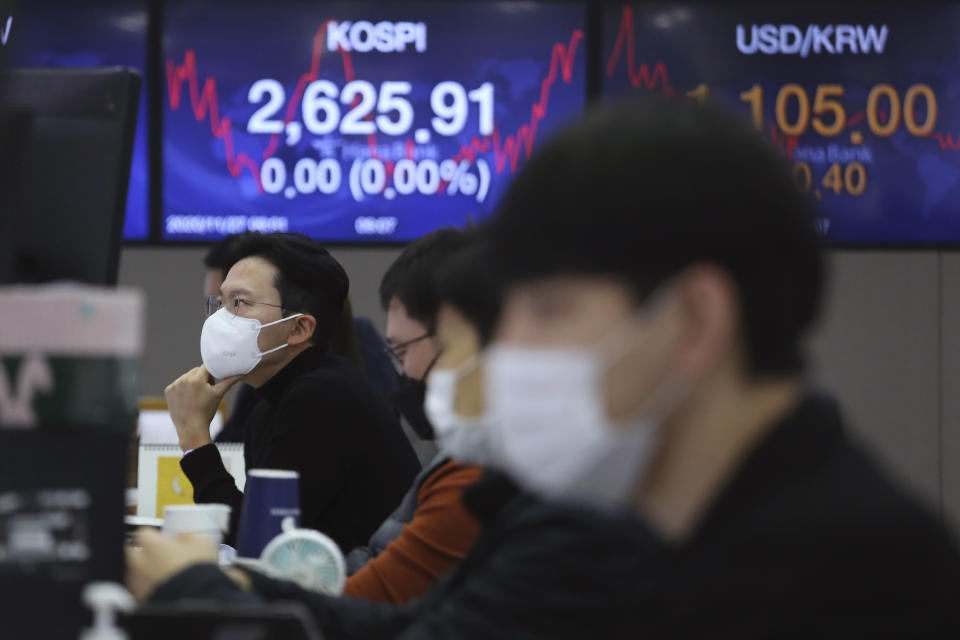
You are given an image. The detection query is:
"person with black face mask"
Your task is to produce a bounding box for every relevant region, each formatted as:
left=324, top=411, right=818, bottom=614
left=380, top=229, right=474, bottom=448
left=390, top=355, right=439, bottom=442
left=316, top=229, right=488, bottom=603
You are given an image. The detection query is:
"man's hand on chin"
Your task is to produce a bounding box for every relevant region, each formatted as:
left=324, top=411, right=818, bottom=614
left=165, top=365, right=241, bottom=452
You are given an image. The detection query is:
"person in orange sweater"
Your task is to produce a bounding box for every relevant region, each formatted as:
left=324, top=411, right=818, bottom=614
left=343, top=232, right=502, bottom=603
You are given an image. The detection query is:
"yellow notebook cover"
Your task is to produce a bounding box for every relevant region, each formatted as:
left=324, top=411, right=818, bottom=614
left=155, top=456, right=195, bottom=517
left=136, top=444, right=245, bottom=518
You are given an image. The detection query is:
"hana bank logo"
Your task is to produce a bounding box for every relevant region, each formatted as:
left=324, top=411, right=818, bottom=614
left=736, top=24, right=888, bottom=57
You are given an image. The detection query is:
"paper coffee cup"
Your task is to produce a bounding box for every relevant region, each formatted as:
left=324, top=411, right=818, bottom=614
left=162, top=504, right=231, bottom=545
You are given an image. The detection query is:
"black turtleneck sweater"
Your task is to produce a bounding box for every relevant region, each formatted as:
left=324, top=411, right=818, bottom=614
left=180, top=347, right=421, bottom=552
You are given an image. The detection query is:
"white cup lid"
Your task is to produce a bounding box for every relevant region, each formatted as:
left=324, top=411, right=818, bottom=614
left=163, top=504, right=232, bottom=534
left=248, top=469, right=299, bottom=479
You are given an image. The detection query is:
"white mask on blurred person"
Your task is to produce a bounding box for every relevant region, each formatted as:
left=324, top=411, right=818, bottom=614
left=485, top=322, right=688, bottom=510
left=425, top=356, right=498, bottom=466
left=200, top=308, right=303, bottom=379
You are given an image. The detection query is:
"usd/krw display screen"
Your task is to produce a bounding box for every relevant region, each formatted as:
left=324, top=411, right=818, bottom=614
left=603, top=4, right=960, bottom=243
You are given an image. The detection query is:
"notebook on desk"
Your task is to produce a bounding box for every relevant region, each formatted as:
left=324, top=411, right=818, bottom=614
left=137, top=443, right=245, bottom=518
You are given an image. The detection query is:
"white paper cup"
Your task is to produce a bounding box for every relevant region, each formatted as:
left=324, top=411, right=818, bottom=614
left=162, top=504, right=231, bottom=544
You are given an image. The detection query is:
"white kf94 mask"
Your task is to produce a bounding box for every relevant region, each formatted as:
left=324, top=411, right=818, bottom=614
left=424, top=356, right=498, bottom=466
left=200, top=308, right=303, bottom=379
left=484, top=322, right=689, bottom=511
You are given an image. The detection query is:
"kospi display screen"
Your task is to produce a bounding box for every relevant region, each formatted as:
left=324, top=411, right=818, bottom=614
left=603, top=4, right=960, bottom=244
left=4, top=0, right=150, bottom=241
left=162, top=1, right=586, bottom=242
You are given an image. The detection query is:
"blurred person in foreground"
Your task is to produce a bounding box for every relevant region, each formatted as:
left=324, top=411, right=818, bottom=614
left=129, top=100, right=959, bottom=638
left=165, top=232, right=420, bottom=551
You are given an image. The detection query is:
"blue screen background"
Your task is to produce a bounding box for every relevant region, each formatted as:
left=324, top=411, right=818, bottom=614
left=603, top=4, right=960, bottom=244
left=5, top=0, right=150, bottom=241
left=163, top=1, right=586, bottom=242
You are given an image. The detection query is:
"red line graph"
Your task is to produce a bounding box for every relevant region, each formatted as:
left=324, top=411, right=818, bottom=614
left=934, top=133, right=960, bottom=151
left=167, top=21, right=358, bottom=193
left=166, top=24, right=585, bottom=195
left=262, top=22, right=344, bottom=162
left=848, top=108, right=960, bottom=154
left=450, top=29, right=584, bottom=176
left=769, top=124, right=798, bottom=162
left=847, top=109, right=891, bottom=128
left=846, top=111, right=866, bottom=127
left=166, top=50, right=263, bottom=189
left=606, top=5, right=674, bottom=95
left=607, top=4, right=960, bottom=159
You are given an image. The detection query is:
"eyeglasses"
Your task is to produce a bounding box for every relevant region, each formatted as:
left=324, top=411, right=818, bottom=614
left=205, top=293, right=286, bottom=317
left=383, top=332, right=434, bottom=370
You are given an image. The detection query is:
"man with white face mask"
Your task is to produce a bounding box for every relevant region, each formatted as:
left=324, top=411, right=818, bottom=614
left=163, top=232, right=420, bottom=551
left=423, top=242, right=503, bottom=468
left=131, top=100, right=957, bottom=638
left=201, top=233, right=372, bottom=444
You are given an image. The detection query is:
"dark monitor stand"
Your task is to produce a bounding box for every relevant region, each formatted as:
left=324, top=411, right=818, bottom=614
left=0, top=429, right=129, bottom=639
left=0, top=67, right=140, bottom=285
left=0, top=67, right=140, bottom=639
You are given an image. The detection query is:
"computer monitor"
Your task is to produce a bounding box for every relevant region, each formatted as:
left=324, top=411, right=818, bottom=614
left=0, top=67, right=140, bottom=284
left=601, top=3, right=960, bottom=245
left=161, top=1, right=586, bottom=244
left=4, top=0, right=151, bottom=241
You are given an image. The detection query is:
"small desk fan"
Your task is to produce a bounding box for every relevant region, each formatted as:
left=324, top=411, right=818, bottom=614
left=258, top=517, right=346, bottom=595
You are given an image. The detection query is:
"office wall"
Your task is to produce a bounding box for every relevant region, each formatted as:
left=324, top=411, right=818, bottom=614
left=119, top=246, right=960, bottom=524
left=940, top=255, right=960, bottom=527
left=809, top=253, right=942, bottom=512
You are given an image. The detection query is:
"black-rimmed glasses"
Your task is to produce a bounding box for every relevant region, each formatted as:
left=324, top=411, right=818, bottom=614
left=383, top=332, right=434, bottom=369
left=205, top=294, right=286, bottom=317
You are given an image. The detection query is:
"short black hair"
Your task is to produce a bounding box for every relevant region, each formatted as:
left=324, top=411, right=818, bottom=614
left=204, top=233, right=251, bottom=271
left=433, top=241, right=502, bottom=346
left=330, top=296, right=363, bottom=367
left=379, top=228, right=473, bottom=329
left=223, top=232, right=349, bottom=348
left=488, top=98, right=824, bottom=377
